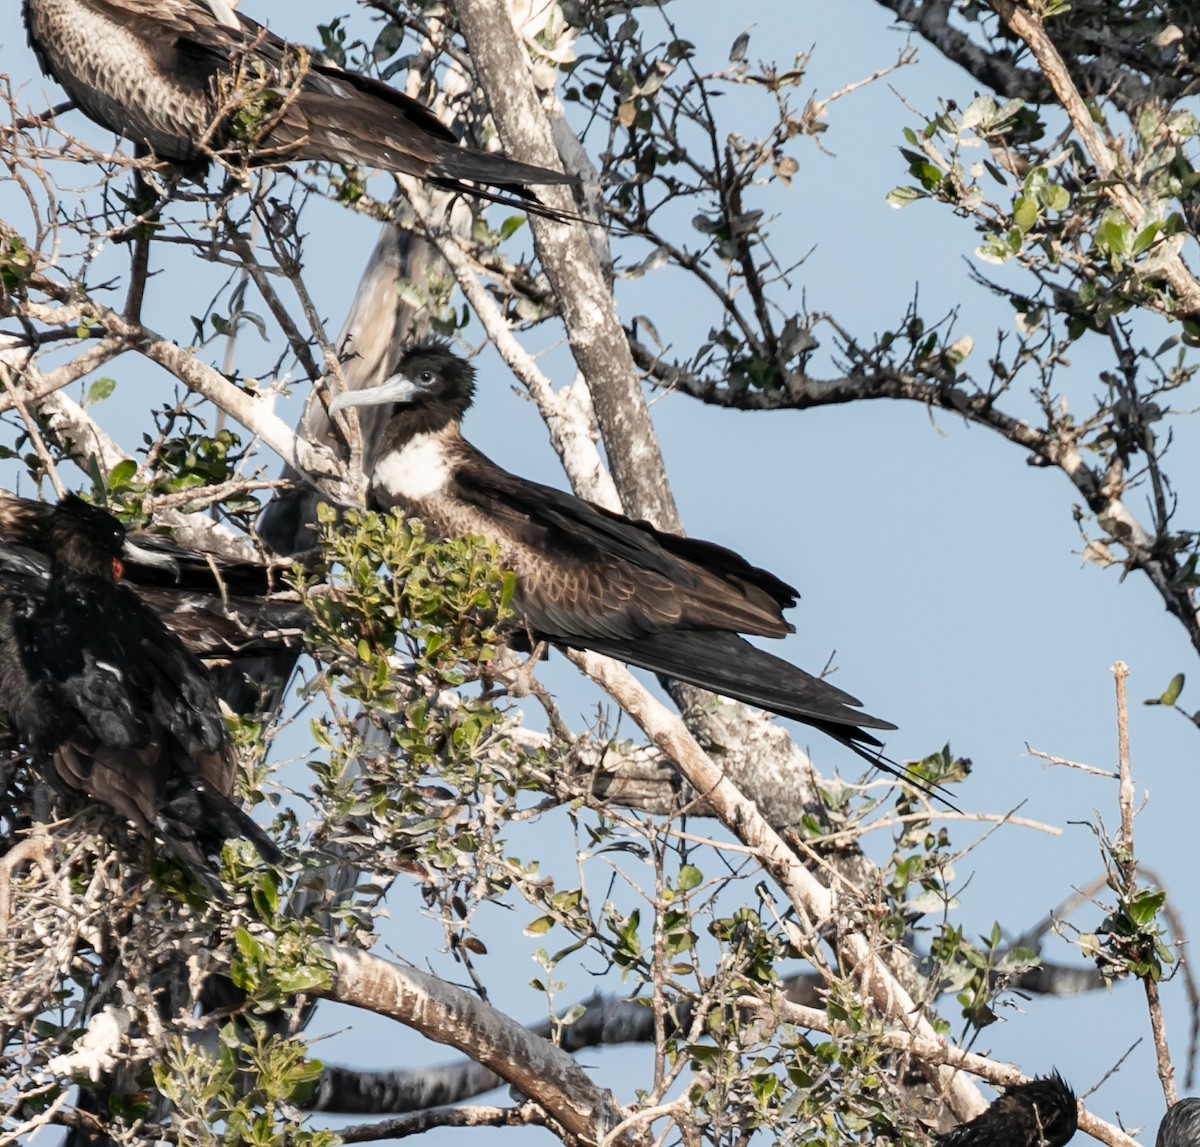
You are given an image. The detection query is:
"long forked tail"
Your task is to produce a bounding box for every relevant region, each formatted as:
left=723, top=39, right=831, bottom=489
left=279, top=85, right=586, bottom=222
left=568, top=629, right=952, bottom=803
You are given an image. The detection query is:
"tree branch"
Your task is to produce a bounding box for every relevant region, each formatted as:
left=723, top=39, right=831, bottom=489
left=314, top=942, right=624, bottom=1144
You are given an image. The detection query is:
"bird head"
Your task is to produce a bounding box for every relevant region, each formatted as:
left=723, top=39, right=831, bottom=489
left=48, top=496, right=179, bottom=583
left=327, top=343, right=477, bottom=422
left=49, top=496, right=127, bottom=581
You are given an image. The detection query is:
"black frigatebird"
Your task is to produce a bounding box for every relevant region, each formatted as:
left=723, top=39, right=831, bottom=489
left=0, top=488, right=308, bottom=714
left=0, top=494, right=281, bottom=896
left=23, top=0, right=578, bottom=220
left=328, top=345, right=908, bottom=784
left=935, top=1073, right=1077, bottom=1147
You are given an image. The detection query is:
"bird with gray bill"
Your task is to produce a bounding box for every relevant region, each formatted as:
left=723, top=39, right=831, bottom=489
left=328, top=344, right=928, bottom=793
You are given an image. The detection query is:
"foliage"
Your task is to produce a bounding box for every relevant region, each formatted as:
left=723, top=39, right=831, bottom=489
left=2, top=0, right=1199, bottom=1145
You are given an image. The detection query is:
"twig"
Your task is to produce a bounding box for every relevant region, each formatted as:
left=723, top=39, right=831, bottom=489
left=1111, top=659, right=1177, bottom=1106
left=335, top=1103, right=552, bottom=1143
left=1025, top=743, right=1118, bottom=780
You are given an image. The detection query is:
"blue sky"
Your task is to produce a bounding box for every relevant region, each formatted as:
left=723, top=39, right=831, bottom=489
left=3, top=1, right=1198, bottom=1142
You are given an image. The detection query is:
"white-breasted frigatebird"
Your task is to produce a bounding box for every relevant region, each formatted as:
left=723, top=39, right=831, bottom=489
left=328, top=344, right=907, bottom=782
left=0, top=494, right=280, bottom=896
left=23, top=0, right=578, bottom=219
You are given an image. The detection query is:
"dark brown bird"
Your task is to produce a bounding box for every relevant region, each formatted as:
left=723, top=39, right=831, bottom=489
left=328, top=345, right=905, bottom=779
left=936, top=1074, right=1077, bottom=1147
left=1159, top=1099, right=1200, bottom=1147
left=23, top=0, right=578, bottom=219
left=0, top=494, right=280, bottom=897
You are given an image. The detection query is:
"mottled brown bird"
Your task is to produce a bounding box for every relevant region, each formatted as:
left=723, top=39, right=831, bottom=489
left=23, top=0, right=578, bottom=218
left=328, top=345, right=906, bottom=778
left=0, top=495, right=280, bottom=896
left=936, top=1074, right=1077, bottom=1147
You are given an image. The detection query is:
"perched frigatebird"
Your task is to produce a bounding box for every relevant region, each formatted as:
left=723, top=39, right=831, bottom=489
left=0, top=494, right=280, bottom=896
left=935, top=1074, right=1077, bottom=1147
left=328, top=345, right=905, bottom=781
left=23, top=0, right=577, bottom=219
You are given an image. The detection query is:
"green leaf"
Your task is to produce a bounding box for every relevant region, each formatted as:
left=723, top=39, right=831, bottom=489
left=106, top=459, right=138, bottom=490
left=1127, top=889, right=1166, bottom=928
left=676, top=865, right=703, bottom=892
left=886, top=185, right=923, bottom=209
left=84, top=377, right=116, bottom=406
left=499, top=215, right=527, bottom=241
left=1012, top=196, right=1038, bottom=233
left=1132, top=221, right=1163, bottom=257
left=1146, top=673, right=1185, bottom=706
left=1041, top=184, right=1070, bottom=211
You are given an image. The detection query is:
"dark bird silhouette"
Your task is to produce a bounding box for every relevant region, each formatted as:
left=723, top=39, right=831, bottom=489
left=1159, top=1099, right=1200, bottom=1147
left=0, top=494, right=280, bottom=897
left=328, top=345, right=906, bottom=780
left=23, top=0, right=578, bottom=219
left=936, top=1074, right=1077, bottom=1147
left=0, top=489, right=308, bottom=713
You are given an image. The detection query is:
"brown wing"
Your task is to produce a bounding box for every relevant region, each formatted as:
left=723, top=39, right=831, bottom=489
left=419, top=447, right=895, bottom=744
left=445, top=446, right=798, bottom=644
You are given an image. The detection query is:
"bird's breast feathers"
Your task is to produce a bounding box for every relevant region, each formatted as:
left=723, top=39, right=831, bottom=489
left=372, top=433, right=453, bottom=503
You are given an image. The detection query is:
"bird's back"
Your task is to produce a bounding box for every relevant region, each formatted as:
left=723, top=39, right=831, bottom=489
left=24, top=0, right=223, bottom=162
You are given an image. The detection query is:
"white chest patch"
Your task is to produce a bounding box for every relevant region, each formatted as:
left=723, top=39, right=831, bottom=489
left=373, top=434, right=451, bottom=503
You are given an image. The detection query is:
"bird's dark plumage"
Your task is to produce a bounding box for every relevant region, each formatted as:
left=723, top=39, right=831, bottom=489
left=1159, top=1099, right=1200, bottom=1147
left=328, top=345, right=905, bottom=779
left=936, top=1073, right=1077, bottom=1147
left=23, top=0, right=578, bottom=219
left=0, top=494, right=280, bottom=896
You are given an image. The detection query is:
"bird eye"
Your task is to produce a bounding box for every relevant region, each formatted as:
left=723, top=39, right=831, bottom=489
left=420, top=370, right=435, bottom=384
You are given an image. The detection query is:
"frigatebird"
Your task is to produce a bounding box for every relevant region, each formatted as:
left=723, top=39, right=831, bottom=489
left=328, top=345, right=904, bottom=780
left=1159, top=1100, right=1200, bottom=1147
left=23, top=0, right=577, bottom=219
left=936, top=1074, right=1077, bottom=1147
left=0, top=494, right=280, bottom=896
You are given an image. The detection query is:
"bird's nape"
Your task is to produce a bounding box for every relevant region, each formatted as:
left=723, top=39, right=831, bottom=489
left=1158, top=1099, right=1200, bottom=1147
left=935, top=1073, right=1078, bottom=1147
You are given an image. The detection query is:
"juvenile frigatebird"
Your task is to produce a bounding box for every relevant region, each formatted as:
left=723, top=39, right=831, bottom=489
left=0, top=494, right=280, bottom=896
left=328, top=345, right=904, bottom=780
left=23, top=0, right=577, bottom=219
left=935, top=1074, right=1077, bottom=1147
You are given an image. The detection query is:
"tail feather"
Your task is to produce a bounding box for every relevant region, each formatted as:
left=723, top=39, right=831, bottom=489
left=277, top=87, right=584, bottom=222
left=430, top=146, right=577, bottom=190
left=573, top=629, right=894, bottom=740
left=564, top=630, right=950, bottom=800
left=157, top=779, right=281, bottom=899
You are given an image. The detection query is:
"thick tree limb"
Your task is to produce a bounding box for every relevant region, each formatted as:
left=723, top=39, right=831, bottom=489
left=563, top=648, right=988, bottom=1123
left=314, top=942, right=624, bottom=1144
left=454, top=0, right=681, bottom=533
